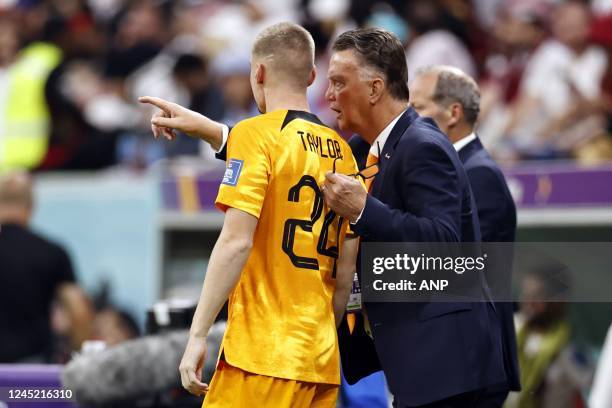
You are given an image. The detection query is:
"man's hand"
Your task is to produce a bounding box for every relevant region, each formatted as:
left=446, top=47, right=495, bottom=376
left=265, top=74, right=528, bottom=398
left=138, top=96, right=224, bottom=151
left=179, top=335, right=209, bottom=396
left=322, top=172, right=367, bottom=222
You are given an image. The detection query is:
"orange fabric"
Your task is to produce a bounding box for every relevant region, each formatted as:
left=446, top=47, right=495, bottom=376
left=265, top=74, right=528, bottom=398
left=364, top=153, right=379, bottom=192
left=347, top=313, right=356, bottom=334
left=203, top=361, right=339, bottom=408
left=346, top=152, right=379, bottom=334
left=215, top=110, right=359, bottom=385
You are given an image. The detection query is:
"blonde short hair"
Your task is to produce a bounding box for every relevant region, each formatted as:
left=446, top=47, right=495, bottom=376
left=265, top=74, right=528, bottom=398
left=252, top=22, right=315, bottom=89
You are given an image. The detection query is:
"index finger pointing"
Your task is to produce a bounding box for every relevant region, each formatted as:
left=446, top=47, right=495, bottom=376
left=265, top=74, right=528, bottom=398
left=139, top=96, right=174, bottom=114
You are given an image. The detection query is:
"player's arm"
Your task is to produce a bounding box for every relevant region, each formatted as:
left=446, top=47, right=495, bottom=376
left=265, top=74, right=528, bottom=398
left=333, top=235, right=359, bottom=328
left=179, top=207, right=257, bottom=396
left=138, top=96, right=226, bottom=152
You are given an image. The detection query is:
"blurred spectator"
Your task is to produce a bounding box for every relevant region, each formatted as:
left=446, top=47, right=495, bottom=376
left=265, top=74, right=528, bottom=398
left=38, top=1, right=115, bottom=170
left=572, top=12, right=612, bottom=163
left=212, top=49, right=258, bottom=127
left=404, top=0, right=477, bottom=81
left=500, top=1, right=608, bottom=160
left=590, top=323, right=612, bottom=408
left=89, top=1, right=169, bottom=169
left=365, top=2, right=408, bottom=43
left=0, top=5, right=62, bottom=171
left=0, top=14, right=19, bottom=68
left=93, top=307, right=140, bottom=347
left=0, top=15, right=20, bottom=168
left=0, top=171, right=94, bottom=362
left=165, top=53, right=225, bottom=158
left=506, top=264, right=592, bottom=408
left=477, top=1, right=548, bottom=150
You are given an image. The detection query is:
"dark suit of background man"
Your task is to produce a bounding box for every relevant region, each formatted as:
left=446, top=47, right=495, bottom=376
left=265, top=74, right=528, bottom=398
left=321, top=29, right=507, bottom=407
left=410, top=65, right=521, bottom=405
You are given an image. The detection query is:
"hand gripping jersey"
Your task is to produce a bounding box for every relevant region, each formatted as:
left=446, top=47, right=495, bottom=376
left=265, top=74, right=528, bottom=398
left=215, top=109, right=359, bottom=385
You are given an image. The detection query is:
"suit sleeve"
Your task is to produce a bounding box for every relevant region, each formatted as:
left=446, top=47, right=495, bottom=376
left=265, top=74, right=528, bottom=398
left=467, top=166, right=516, bottom=242
left=352, top=142, right=462, bottom=242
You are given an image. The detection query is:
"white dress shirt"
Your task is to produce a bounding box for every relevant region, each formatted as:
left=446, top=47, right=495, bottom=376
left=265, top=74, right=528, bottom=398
left=453, top=132, right=477, bottom=152
left=354, top=109, right=407, bottom=222
left=212, top=124, right=230, bottom=154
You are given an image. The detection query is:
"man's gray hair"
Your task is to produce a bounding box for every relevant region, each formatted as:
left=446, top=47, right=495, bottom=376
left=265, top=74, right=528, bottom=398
left=416, top=65, right=480, bottom=125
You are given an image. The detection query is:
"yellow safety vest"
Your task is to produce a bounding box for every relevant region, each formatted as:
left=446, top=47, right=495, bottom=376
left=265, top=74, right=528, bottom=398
left=0, top=42, right=62, bottom=171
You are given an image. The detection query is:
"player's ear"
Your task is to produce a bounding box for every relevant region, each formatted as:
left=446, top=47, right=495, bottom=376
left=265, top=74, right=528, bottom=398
left=307, top=67, right=316, bottom=87
left=255, top=63, right=265, bottom=85
left=369, top=77, right=385, bottom=105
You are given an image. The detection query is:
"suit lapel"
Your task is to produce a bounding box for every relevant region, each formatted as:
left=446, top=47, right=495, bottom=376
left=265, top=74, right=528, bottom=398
left=457, top=136, right=483, bottom=164
left=371, top=108, right=418, bottom=197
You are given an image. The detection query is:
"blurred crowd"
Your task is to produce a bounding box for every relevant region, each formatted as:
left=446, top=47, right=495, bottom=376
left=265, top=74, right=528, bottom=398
left=0, top=0, right=612, bottom=172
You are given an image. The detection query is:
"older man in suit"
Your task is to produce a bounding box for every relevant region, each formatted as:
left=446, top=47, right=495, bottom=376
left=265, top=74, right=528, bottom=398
left=409, top=66, right=520, bottom=405
left=321, top=29, right=507, bottom=407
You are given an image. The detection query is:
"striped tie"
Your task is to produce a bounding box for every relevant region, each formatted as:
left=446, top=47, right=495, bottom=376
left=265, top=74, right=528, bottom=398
left=364, top=153, right=379, bottom=192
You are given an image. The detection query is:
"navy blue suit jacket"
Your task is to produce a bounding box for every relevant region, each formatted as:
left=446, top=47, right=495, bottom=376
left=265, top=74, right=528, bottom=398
left=458, top=137, right=521, bottom=391
left=339, top=108, right=506, bottom=406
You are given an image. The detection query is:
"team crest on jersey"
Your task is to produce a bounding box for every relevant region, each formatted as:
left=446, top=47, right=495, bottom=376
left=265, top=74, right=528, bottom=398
left=222, top=159, right=244, bottom=186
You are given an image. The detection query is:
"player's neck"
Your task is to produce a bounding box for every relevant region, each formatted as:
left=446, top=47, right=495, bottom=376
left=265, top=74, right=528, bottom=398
left=263, top=87, right=310, bottom=114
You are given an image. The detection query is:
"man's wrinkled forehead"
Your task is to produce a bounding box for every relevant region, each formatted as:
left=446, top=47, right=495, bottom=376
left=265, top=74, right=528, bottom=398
left=328, top=50, right=361, bottom=77
left=328, top=50, right=377, bottom=81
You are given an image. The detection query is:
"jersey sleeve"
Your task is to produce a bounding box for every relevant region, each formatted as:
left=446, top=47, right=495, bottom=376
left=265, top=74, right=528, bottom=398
left=215, top=122, right=271, bottom=218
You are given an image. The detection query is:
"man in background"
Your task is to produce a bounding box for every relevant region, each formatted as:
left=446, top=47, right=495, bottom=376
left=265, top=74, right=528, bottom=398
left=0, top=171, right=93, bottom=362
left=410, top=65, right=521, bottom=404
left=508, top=264, right=590, bottom=408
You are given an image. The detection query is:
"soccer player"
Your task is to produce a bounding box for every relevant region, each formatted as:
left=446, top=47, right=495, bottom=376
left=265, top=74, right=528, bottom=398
left=141, top=23, right=359, bottom=407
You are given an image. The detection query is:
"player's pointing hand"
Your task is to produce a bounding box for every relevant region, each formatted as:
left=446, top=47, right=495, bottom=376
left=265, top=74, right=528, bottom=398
left=139, top=96, right=226, bottom=150
left=139, top=96, right=203, bottom=140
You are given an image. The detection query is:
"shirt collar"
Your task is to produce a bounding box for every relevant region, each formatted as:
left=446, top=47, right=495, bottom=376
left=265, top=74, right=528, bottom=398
left=453, top=132, right=477, bottom=152
left=369, top=109, right=406, bottom=157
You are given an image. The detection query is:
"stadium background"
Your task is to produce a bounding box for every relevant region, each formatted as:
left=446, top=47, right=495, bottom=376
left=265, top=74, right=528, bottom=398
left=1, top=0, right=612, bottom=407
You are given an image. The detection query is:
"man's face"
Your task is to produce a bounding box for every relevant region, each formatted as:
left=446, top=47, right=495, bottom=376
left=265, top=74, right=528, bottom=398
left=553, top=4, right=590, bottom=50
left=325, top=50, right=373, bottom=135
left=520, top=274, right=554, bottom=326
left=409, top=72, right=451, bottom=134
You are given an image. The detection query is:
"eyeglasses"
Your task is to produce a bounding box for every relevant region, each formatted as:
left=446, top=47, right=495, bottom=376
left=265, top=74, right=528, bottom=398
left=332, top=141, right=380, bottom=180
